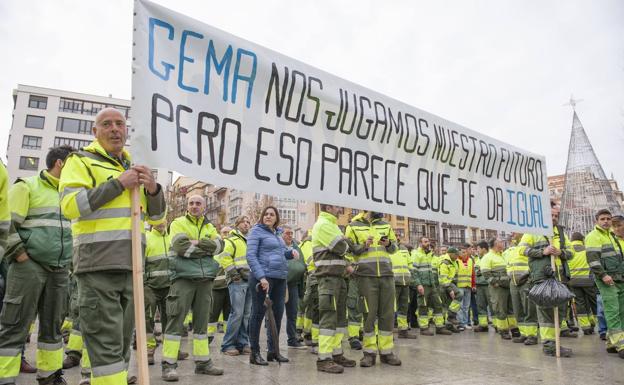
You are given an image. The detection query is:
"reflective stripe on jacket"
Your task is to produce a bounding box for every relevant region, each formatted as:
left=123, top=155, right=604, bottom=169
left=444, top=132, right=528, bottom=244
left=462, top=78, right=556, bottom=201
left=345, top=214, right=397, bottom=278
left=218, top=229, right=249, bottom=281
left=145, top=227, right=171, bottom=289
left=567, top=240, right=593, bottom=286
left=585, top=225, right=624, bottom=282
left=311, top=211, right=349, bottom=278
left=59, top=140, right=166, bottom=273
left=0, top=163, right=9, bottom=264
left=169, top=214, right=223, bottom=280
left=390, top=244, right=412, bottom=286
left=7, top=170, right=72, bottom=267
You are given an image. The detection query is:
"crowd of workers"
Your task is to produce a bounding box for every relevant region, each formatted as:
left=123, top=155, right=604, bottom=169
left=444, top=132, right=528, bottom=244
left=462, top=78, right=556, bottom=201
left=0, top=107, right=622, bottom=385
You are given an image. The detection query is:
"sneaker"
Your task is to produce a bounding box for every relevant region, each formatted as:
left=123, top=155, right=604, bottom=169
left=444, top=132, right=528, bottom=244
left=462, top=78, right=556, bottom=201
left=600, top=333, right=607, bottom=341
left=473, top=325, right=489, bottom=333
left=465, top=325, right=473, bottom=330
left=288, top=341, right=307, bottom=349
left=223, top=349, right=240, bottom=356
left=241, top=346, right=252, bottom=355
left=457, top=326, right=466, bottom=332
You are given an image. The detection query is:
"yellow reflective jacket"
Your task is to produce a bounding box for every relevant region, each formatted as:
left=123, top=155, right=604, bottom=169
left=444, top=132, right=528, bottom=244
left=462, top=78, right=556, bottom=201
left=0, top=162, right=9, bottom=264
left=145, top=227, right=171, bottom=289
left=218, top=229, right=249, bottom=281
left=519, top=225, right=572, bottom=283
left=390, top=244, right=412, bottom=286
left=585, top=225, right=624, bottom=282
left=59, top=140, right=167, bottom=273
left=311, top=211, right=349, bottom=278
left=345, top=213, right=397, bottom=277
left=438, top=254, right=458, bottom=287
left=480, top=250, right=510, bottom=287
left=568, top=240, right=593, bottom=287
left=6, top=170, right=72, bottom=267
left=169, top=213, right=223, bottom=280
left=505, top=245, right=529, bottom=286
left=456, top=256, right=474, bottom=288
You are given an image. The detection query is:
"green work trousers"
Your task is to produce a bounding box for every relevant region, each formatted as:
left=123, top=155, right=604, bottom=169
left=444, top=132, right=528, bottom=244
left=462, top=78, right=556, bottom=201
left=395, top=284, right=410, bottom=330
left=145, top=286, right=170, bottom=350
left=475, top=284, right=491, bottom=327
left=488, top=284, right=510, bottom=332
left=208, top=287, right=230, bottom=337
left=162, top=278, right=213, bottom=367
left=303, top=282, right=319, bottom=341
left=417, top=285, right=444, bottom=329
left=0, top=259, right=68, bottom=382
left=441, top=284, right=462, bottom=317
left=596, top=280, right=624, bottom=351
left=77, top=271, right=134, bottom=385
left=346, top=277, right=362, bottom=338
left=536, top=305, right=567, bottom=344
left=509, top=280, right=537, bottom=337
left=357, top=276, right=395, bottom=355
left=66, top=274, right=83, bottom=359
left=317, top=276, right=347, bottom=360
left=570, top=285, right=598, bottom=331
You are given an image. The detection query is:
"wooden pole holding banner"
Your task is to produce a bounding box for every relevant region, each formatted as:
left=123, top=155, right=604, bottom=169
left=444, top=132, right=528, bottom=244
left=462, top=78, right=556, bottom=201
left=550, top=254, right=561, bottom=358
left=131, top=187, right=151, bottom=384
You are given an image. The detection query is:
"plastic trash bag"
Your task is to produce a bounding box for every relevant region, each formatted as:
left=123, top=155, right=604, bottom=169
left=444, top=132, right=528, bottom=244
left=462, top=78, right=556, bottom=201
left=528, top=278, right=575, bottom=307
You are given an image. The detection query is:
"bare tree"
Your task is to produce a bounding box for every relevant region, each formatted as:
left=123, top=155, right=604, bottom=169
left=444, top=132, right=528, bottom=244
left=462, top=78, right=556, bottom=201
left=245, top=194, right=275, bottom=224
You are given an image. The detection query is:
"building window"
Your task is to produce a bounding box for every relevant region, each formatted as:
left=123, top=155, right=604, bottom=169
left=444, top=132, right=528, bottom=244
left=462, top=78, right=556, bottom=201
left=28, top=95, right=47, bottom=109
left=397, top=216, right=405, bottom=221
left=443, top=228, right=449, bottom=243
left=19, top=156, right=39, bottom=170
left=57, top=117, right=93, bottom=134
left=278, top=209, right=296, bottom=226
left=480, top=230, right=485, bottom=240
left=472, top=229, right=478, bottom=242
left=54, top=136, right=91, bottom=149
left=299, top=212, right=307, bottom=224
left=59, top=97, right=130, bottom=118
left=22, top=135, right=42, bottom=150
left=25, top=115, right=45, bottom=129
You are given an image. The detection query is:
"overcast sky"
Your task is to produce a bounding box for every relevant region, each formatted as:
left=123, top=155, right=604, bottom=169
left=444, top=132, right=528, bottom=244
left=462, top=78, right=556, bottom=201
left=1, top=0, right=622, bottom=184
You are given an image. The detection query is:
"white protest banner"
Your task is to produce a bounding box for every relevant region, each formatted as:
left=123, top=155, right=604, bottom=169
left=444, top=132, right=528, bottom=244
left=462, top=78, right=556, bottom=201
left=132, top=0, right=552, bottom=235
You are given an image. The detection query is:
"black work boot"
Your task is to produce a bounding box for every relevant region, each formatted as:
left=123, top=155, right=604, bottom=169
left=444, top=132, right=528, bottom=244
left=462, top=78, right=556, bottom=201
left=542, top=341, right=572, bottom=357
left=37, top=370, right=67, bottom=385
left=510, top=328, right=521, bottom=338
left=397, top=329, right=418, bottom=339
left=436, top=327, right=452, bottom=335
left=524, top=336, right=538, bottom=345
left=359, top=352, right=376, bottom=367
left=560, top=329, right=578, bottom=338
left=62, top=353, right=80, bottom=369
left=332, top=354, right=356, bottom=367
left=512, top=335, right=527, bottom=343
left=380, top=352, right=401, bottom=366
left=195, top=359, right=224, bottom=375
left=317, top=359, right=344, bottom=373
left=420, top=328, right=434, bottom=336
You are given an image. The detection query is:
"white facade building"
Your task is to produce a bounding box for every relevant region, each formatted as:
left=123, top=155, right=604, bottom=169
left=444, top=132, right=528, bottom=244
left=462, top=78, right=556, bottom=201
left=6, top=84, right=172, bottom=187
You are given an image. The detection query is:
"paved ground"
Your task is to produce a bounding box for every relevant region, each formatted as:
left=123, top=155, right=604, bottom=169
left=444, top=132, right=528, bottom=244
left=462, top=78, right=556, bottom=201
left=19, top=324, right=624, bottom=385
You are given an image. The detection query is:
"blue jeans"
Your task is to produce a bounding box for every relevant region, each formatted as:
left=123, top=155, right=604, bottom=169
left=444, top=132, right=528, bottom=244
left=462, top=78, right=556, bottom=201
left=458, top=288, right=472, bottom=326
left=249, top=276, right=286, bottom=354
left=279, top=284, right=299, bottom=345
left=597, top=294, right=607, bottom=335
left=221, top=280, right=252, bottom=352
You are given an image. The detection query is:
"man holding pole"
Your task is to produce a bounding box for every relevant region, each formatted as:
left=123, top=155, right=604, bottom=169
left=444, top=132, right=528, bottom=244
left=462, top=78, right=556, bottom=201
left=519, top=205, right=573, bottom=357
left=59, top=108, right=167, bottom=384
